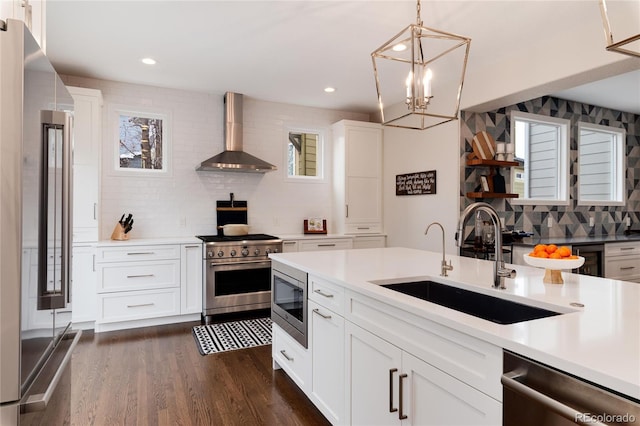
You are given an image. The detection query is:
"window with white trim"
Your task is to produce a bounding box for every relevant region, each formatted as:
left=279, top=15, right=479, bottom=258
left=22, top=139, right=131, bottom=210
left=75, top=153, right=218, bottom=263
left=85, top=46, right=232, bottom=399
left=578, top=122, right=625, bottom=205
left=510, top=111, right=570, bottom=205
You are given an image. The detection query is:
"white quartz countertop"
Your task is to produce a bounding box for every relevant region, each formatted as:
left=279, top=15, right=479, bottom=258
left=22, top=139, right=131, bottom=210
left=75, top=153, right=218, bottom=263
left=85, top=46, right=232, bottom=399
left=270, top=247, right=640, bottom=400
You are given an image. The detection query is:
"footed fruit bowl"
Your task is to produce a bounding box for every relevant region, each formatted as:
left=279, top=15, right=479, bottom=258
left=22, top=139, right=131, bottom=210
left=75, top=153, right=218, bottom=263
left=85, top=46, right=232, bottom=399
left=523, top=254, right=585, bottom=284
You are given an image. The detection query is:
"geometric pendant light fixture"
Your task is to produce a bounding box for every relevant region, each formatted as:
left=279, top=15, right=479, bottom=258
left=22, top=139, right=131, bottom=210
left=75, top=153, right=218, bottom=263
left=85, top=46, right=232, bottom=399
left=599, top=0, right=640, bottom=58
left=371, top=0, right=471, bottom=130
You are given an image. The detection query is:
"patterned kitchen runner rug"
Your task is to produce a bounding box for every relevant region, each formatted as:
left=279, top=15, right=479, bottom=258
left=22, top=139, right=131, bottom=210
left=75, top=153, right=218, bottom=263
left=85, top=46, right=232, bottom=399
left=192, top=317, right=272, bottom=355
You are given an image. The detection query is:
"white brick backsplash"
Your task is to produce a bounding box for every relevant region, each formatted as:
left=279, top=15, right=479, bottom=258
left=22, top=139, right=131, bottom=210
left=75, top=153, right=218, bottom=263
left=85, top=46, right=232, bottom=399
left=61, top=75, right=369, bottom=239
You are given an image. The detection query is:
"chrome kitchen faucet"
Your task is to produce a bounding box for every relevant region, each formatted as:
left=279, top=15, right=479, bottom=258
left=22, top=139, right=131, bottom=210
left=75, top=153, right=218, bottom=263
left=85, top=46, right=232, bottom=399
left=456, top=202, right=516, bottom=289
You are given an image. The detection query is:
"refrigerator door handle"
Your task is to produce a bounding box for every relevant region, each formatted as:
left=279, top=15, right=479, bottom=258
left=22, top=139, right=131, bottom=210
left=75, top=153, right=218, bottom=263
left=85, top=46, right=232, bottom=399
left=20, top=330, right=82, bottom=414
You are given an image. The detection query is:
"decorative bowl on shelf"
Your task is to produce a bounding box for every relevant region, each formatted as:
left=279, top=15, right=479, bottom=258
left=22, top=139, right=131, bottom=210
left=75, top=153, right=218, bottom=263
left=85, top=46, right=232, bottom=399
left=523, top=254, right=585, bottom=284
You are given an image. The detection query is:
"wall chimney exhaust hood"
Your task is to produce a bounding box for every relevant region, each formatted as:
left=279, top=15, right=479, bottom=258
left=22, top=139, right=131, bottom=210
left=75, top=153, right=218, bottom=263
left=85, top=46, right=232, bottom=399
left=196, top=92, right=277, bottom=173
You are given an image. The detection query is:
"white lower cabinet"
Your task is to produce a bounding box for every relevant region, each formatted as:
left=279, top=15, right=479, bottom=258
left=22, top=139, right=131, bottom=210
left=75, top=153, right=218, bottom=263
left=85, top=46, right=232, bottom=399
left=298, top=238, right=353, bottom=252
left=346, top=322, right=501, bottom=426
left=352, top=235, right=386, bottom=249
left=309, top=300, right=345, bottom=425
left=346, top=321, right=402, bottom=426
left=605, top=241, right=640, bottom=283
left=274, top=268, right=502, bottom=425
left=272, top=323, right=311, bottom=392
left=71, top=244, right=97, bottom=327
left=180, top=243, right=203, bottom=314
left=95, top=242, right=196, bottom=332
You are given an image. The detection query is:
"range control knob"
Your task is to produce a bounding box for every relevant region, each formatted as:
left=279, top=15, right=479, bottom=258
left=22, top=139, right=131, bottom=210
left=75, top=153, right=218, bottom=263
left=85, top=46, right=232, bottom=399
left=254, top=248, right=261, bottom=255
left=273, top=248, right=279, bottom=253
left=217, top=250, right=224, bottom=258
left=241, top=248, right=249, bottom=257
left=265, top=248, right=272, bottom=254
left=207, top=251, right=213, bottom=258
left=230, top=249, right=237, bottom=257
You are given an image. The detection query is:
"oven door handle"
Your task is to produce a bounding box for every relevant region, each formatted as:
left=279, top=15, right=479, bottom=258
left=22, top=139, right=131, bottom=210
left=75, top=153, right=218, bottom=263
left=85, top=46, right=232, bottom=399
left=209, top=260, right=272, bottom=269
left=501, top=370, right=607, bottom=426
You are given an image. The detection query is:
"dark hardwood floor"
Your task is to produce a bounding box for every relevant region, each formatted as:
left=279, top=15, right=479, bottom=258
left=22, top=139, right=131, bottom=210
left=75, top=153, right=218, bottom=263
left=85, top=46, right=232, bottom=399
left=67, top=321, right=331, bottom=426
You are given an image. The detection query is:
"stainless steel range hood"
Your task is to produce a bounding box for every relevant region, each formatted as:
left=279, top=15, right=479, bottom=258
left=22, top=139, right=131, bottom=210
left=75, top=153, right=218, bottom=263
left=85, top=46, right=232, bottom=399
left=196, top=92, right=277, bottom=173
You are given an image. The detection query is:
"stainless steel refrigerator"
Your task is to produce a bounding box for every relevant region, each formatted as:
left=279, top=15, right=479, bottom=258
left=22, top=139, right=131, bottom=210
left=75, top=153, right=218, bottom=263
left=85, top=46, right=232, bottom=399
left=0, top=19, right=81, bottom=425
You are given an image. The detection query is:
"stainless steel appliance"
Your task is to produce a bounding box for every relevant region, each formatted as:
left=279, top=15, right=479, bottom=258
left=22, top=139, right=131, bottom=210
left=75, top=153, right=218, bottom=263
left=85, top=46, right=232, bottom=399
left=271, top=261, right=308, bottom=348
left=197, top=234, right=283, bottom=321
left=502, top=351, right=640, bottom=425
left=0, top=19, right=81, bottom=425
left=573, top=244, right=604, bottom=277
left=196, top=92, right=277, bottom=173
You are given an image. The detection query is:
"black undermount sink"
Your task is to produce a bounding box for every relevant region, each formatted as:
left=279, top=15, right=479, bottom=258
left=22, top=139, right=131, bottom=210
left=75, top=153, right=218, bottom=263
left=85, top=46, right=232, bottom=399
left=381, top=280, right=562, bottom=325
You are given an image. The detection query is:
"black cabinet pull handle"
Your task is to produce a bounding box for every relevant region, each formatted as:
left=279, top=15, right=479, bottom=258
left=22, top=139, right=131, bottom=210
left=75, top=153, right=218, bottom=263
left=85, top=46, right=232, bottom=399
left=389, top=368, right=398, bottom=413
left=399, top=373, right=408, bottom=420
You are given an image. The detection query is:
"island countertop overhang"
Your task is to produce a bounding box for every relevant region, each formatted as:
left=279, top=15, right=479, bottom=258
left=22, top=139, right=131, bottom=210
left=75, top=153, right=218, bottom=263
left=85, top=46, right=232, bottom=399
left=270, top=246, right=640, bottom=401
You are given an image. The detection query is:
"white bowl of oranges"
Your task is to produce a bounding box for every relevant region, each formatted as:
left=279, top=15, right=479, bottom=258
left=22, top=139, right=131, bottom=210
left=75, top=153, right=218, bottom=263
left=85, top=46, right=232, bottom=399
left=523, top=244, right=585, bottom=283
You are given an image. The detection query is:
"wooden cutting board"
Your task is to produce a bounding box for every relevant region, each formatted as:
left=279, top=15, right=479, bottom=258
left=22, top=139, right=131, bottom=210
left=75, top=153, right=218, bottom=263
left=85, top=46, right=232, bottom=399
left=468, top=131, right=496, bottom=160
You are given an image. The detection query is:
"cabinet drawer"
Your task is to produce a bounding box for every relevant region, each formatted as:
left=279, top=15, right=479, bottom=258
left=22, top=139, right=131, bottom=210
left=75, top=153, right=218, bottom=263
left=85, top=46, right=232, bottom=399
left=345, top=223, right=382, bottom=235
left=345, top=289, right=503, bottom=401
left=272, top=323, right=311, bottom=392
left=309, top=275, right=344, bottom=314
left=98, top=288, right=180, bottom=323
left=605, top=256, right=640, bottom=280
left=298, top=239, right=353, bottom=252
left=98, top=260, right=180, bottom=293
left=97, top=245, right=180, bottom=263
left=605, top=242, right=640, bottom=257
left=282, top=240, right=299, bottom=253
left=352, top=235, right=386, bottom=249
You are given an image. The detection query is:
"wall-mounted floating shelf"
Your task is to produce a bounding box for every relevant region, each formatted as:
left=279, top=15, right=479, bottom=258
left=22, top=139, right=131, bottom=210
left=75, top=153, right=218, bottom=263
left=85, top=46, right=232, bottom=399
left=465, top=159, right=519, bottom=167
left=465, top=192, right=520, bottom=199
left=465, top=157, right=520, bottom=199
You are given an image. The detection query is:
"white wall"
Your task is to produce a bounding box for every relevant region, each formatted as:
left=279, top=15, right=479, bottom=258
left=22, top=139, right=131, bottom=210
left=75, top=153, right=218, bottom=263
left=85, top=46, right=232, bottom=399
left=383, top=121, right=460, bottom=254
left=60, top=75, right=368, bottom=240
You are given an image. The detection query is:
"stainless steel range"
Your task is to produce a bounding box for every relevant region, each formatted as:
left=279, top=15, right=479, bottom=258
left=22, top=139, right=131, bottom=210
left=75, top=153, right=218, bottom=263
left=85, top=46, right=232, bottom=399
left=197, top=234, right=282, bottom=322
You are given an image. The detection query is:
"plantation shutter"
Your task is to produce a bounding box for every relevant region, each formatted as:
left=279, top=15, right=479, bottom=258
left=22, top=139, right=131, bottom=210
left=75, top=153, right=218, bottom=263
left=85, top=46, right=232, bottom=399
left=579, top=129, right=614, bottom=201
left=527, top=122, right=559, bottom=199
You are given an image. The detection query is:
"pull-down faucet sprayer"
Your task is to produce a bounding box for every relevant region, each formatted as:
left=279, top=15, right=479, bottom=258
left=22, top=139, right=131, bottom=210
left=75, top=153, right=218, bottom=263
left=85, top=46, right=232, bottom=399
left=455, top=202, right=516, bottom=289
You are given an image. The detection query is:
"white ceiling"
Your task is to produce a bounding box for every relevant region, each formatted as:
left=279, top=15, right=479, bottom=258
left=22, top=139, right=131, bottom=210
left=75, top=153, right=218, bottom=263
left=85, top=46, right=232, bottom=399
left=45, top=1, right=640, bottom=116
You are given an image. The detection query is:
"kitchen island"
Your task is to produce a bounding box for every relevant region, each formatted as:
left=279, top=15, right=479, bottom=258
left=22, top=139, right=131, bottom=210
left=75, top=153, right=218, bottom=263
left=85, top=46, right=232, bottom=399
left=270, top=247, right=639, bottom=424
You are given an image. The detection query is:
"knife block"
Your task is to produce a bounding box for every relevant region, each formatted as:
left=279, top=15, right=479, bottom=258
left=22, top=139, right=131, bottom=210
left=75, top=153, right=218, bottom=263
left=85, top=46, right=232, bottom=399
left=110, top=223, right=129, bottom=241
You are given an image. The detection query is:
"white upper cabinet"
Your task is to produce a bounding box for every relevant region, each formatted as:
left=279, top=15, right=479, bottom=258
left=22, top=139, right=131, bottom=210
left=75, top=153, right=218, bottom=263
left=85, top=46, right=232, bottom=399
left=68, top=86, right=103, bottom=243
left=1, top=0, right=46, bottom=51
left=332, top=120, right=383, bottom=235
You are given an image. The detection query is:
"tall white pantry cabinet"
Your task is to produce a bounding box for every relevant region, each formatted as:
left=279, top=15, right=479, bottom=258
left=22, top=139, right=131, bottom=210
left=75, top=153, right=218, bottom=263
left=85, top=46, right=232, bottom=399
left=332, top=120, right=383, bottom=235
left=68, top=86, right=102, bottom=328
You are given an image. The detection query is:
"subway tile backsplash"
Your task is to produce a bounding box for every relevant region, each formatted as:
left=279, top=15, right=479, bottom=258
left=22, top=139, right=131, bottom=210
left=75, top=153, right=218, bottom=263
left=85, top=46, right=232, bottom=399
left=460, top=96, right=640, bottom=238
left=61, top=75, right=368, bottom=239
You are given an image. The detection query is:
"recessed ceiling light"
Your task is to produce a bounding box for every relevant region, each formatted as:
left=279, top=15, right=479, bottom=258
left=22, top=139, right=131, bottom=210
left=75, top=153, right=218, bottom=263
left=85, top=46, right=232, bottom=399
left=324, top=87, right=336, bottom=93
left=392, top=43, right=407, bottom=52
left=141, top=57, right=156, bottom=65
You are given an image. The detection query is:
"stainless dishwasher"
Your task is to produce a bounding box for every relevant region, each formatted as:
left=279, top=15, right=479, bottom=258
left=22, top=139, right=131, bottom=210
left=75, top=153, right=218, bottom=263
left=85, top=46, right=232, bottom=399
left=502, top=351, right=639, bottom=425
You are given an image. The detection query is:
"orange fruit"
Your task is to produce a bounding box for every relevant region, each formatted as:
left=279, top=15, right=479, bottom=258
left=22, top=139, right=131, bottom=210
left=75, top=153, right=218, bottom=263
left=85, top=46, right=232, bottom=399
left=534, top=244, right=547, bottom=253
left=549, top=252, right=562, bottom=259
left=545, top=244, right=558, bottom=254
left=537, top=251, right=550, bottom=258
left=568, top=255, right=579, bottom=260
left=557, top=246, right=571, bottom=258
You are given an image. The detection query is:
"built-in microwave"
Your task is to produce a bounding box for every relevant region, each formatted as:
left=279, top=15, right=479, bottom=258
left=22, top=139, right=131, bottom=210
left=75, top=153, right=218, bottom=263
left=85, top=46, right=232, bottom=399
left=271, top=261, right=308, bottom=348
